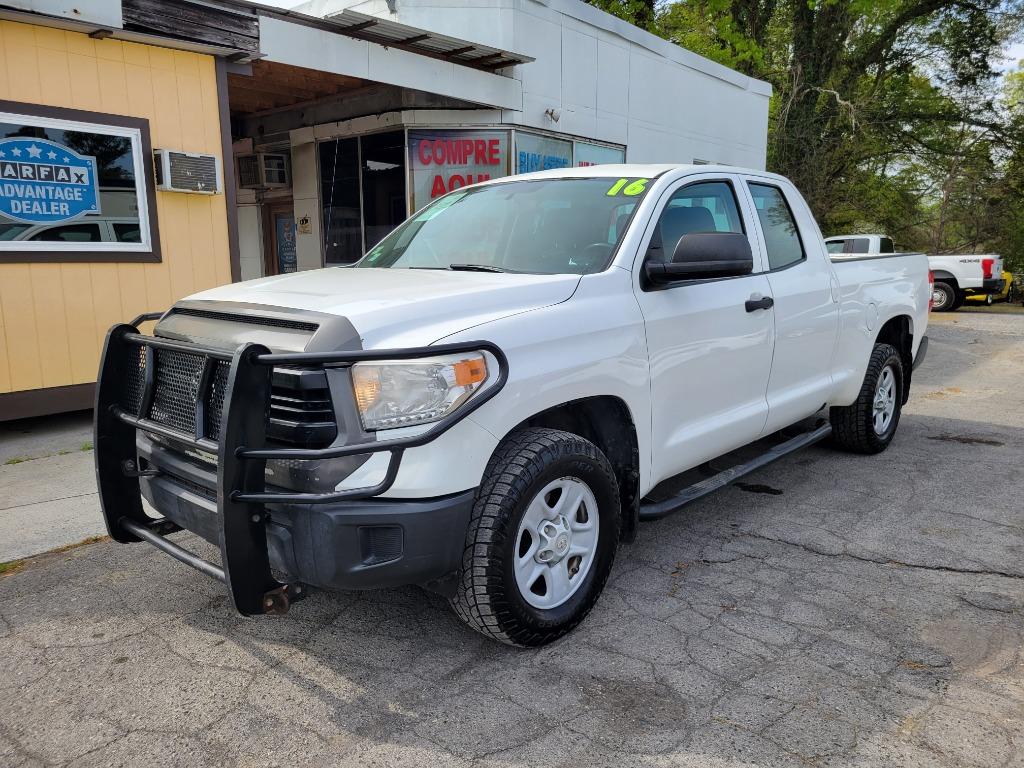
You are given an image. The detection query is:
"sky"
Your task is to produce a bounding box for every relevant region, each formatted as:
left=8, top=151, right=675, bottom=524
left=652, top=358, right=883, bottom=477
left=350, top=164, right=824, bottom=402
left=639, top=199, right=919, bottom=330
left=999, top=42, right=1024, bottom=73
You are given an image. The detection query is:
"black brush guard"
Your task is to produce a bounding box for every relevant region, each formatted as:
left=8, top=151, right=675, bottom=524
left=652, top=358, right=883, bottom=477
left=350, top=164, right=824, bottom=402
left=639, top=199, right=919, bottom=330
left=94, top=313, right=508, bottom=616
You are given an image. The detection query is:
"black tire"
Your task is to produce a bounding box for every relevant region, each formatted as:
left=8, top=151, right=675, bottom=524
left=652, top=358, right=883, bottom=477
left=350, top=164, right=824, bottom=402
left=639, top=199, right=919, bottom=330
left=931, top=282, right=956, bottom=312
left=830, top=343, right=904, bottom=454
left=450, top=427, right=621, bottom=647
left=950, top=290, right=966, bottom=311
left=985, top=294, right=994, bottom=306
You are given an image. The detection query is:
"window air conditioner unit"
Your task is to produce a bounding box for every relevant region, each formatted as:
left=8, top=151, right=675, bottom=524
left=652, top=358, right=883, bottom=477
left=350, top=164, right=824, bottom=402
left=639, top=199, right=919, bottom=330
left=153, top=149, right=222, bottom=194
left=236, top=152, right=290, bottom=190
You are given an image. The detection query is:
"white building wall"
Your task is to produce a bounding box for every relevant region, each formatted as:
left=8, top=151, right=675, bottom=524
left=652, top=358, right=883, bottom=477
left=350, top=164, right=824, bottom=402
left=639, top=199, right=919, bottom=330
left=297, top=0, right=771, bottom=169
left=289, top=131, right=326, bottom=273
left=236, top=202, right=264, bottom=282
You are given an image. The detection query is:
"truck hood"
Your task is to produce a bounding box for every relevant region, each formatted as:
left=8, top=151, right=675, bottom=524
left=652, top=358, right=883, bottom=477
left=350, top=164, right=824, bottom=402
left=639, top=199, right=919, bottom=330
left=182, top=267, right=581, bottom=348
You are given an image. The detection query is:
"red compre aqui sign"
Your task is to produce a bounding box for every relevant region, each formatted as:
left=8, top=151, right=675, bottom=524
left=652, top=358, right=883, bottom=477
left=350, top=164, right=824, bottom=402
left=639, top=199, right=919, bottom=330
left=409, top=130, right=509, bottom=209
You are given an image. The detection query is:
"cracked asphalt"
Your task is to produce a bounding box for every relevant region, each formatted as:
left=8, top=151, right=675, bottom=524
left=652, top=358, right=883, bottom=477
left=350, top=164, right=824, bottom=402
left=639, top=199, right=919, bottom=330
left=2, top=309, right=1023, bottom=767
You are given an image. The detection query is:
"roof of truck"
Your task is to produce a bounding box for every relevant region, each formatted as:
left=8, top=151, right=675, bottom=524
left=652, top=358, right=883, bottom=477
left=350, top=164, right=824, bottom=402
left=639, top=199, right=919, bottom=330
left=481, top=163, right=785, bottom=182
left=824, top=234, right=889, bottom=241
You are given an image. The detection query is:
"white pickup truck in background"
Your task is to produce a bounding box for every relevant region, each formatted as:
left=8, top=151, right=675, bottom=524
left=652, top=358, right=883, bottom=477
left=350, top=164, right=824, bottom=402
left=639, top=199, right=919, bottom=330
left=95, top=165, right=931, bottom=646
left=927, top=254, right=1005, bottom=311
left=825, top=233, right=1003, bottom=312
left=825, top=233, right=896, bottom=255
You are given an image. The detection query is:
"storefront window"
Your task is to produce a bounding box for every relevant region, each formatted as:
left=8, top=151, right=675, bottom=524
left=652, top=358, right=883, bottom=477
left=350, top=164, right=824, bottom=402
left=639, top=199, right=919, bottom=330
left=360, top=131, right=406, bottom=250
left=408, top=129, right=509, bottom=212
left=0, top=106, right=157, bottom=261
left=574, top=141, right=625, bottom=167
left=515, top=132, right=571, bottom=174
left=319, top=137, right=361, bottom=264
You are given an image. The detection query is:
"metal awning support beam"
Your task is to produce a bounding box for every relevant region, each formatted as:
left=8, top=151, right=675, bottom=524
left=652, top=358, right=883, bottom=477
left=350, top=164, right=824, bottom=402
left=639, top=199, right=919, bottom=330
left=258, top=16, right=523, bottom=112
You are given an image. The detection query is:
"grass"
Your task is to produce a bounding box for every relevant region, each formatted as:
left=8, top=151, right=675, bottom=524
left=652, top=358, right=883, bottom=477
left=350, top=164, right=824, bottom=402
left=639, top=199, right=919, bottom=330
left=0, top=535, right=109, bottom=579
left=0, top=559, right=26, bottom=576
left=958, top=301, right=1024, bottom=314
left=1, top=440, right=93, bottom=466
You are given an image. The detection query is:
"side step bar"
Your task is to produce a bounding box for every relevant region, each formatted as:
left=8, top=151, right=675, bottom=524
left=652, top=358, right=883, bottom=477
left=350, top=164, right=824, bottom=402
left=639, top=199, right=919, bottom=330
left=638, top=423, right=833, bottom=521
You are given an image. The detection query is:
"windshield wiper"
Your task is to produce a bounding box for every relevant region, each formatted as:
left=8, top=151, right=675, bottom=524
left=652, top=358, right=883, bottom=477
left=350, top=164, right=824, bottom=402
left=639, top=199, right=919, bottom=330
left=447, top=263, right=508, bottom=273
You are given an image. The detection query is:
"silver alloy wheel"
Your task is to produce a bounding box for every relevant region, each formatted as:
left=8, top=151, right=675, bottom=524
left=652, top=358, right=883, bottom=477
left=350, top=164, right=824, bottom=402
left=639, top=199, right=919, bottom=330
left=873, top=364, right=897, bottom=435
left=932, top=288, right=948, bottom=309
left=514, top=477, right=599, bottom=610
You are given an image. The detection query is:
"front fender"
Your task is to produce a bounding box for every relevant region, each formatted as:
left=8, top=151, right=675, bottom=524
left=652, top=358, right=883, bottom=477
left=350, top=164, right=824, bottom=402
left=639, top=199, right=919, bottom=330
left=385, top=268, right=652, bottom=499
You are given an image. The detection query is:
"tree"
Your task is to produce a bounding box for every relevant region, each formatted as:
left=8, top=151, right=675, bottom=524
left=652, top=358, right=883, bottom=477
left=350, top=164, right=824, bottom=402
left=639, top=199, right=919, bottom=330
left=592, top=0, right=1024, bottom=262
left=587, top=0, right=657, bottom=30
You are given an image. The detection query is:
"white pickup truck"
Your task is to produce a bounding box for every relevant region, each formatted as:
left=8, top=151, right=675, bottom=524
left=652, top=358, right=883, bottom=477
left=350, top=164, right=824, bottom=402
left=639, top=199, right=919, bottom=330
left=927, top=254, right=1005, bottom=311
left=95, top=165, right=930, bottom=646
left=825, top=233, right=1003, bottom=312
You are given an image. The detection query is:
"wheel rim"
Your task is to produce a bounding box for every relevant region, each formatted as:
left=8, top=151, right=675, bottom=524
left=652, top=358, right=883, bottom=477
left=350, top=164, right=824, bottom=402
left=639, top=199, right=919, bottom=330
left=873, top=364, right=897, bottom=435
left=932, top=288, right=947, bottom=309
left=514, top=477, right=599, bottom=610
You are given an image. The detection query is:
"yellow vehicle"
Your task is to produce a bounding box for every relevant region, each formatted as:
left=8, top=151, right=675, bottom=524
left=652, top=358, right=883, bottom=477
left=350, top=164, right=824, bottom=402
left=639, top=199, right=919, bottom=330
left=966, top=270, right=1013, bottom=305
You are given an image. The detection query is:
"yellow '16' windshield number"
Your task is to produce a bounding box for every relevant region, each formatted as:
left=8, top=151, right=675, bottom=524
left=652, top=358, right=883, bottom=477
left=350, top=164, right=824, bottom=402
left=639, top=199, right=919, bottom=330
left=606, top=178, right=649, bottom=197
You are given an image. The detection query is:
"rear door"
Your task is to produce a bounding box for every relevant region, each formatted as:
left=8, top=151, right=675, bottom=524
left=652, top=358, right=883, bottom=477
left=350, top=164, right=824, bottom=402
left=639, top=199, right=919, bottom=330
left=633, top=173, right=775, bottom=485
left=741, top=178, right=839, bottom=434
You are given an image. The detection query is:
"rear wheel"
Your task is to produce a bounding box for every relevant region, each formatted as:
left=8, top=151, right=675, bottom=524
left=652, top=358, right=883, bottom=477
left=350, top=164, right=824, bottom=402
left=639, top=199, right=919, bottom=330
left=450, top=427, right=621, bottom=646
left=931, top=282, right=956, bottom=312
left=830, top=343, right=904, bottom=454
left=984, top=294, right=994, bottom=306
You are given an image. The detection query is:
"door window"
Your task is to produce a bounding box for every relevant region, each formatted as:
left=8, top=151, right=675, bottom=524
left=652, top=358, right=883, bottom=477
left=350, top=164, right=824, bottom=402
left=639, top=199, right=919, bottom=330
left=113, top=223, right=141, bottom=242
left=648, top=181, right=744, bottom=264
left=748, top=183, right=804, bottom=270
left=29, top=223, right=102, bottom=242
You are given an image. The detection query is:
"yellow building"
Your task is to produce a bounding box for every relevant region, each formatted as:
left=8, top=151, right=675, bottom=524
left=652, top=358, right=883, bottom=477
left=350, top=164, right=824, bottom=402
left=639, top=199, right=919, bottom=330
left=0, top=4, right=241, bottom=419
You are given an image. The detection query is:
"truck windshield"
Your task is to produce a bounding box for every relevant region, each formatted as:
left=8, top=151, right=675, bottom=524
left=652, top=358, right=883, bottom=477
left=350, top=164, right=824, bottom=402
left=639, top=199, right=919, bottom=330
left=354, top=177, right=651, bottom=275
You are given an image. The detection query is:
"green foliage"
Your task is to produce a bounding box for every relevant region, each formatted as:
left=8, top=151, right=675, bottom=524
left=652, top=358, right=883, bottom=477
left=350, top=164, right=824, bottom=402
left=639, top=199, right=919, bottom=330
left=588, top=0, right=1024, bottom=265
left=588, top=0, right=657, bottom=30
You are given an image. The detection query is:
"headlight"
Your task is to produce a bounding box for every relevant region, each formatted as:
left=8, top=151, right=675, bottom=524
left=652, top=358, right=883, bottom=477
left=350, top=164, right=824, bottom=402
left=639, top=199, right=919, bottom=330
left=351, top=352, right=488, bottom=431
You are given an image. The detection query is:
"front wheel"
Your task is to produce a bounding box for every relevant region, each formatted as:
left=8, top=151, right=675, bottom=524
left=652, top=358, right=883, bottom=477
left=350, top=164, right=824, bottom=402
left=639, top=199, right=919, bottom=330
left=450, top=428, right=621, bottom=646
left=830, top=343, right=904, bottom=454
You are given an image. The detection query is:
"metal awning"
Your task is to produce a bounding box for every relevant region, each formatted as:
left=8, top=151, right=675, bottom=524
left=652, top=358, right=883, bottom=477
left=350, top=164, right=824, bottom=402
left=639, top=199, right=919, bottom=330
left=323, top=9, right=533, bottom=71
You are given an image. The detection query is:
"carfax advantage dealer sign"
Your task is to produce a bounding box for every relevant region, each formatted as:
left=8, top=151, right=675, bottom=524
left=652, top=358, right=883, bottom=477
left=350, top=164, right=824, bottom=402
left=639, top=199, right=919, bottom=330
left=0, top=137, right=100, bottom=224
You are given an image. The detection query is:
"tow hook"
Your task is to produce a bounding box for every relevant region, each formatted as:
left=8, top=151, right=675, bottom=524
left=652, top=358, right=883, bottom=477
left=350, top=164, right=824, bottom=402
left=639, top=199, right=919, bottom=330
left=262, top=583, right=305, bottom=615
left=121, top=459, right=160, bottom=479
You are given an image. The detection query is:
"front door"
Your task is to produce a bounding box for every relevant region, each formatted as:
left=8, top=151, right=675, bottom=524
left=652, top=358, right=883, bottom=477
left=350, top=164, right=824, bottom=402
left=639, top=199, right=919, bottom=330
left=264, top=202, right=297, bottom=276
left=633, top=176, right=776, bottom=487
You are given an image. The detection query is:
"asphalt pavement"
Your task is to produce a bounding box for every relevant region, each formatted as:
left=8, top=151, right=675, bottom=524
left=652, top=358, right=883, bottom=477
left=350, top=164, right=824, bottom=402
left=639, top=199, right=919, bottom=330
left=1, top=309, right=1022, bottom=767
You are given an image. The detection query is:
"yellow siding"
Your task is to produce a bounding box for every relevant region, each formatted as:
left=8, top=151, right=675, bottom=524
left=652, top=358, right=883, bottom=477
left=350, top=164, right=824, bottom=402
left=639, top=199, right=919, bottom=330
left=0, top=20, right=232, bottom=395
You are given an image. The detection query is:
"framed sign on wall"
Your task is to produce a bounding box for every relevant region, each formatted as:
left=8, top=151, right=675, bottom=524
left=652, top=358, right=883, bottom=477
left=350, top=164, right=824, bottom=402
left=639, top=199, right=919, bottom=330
left=0, top=100, right=160, bottom=263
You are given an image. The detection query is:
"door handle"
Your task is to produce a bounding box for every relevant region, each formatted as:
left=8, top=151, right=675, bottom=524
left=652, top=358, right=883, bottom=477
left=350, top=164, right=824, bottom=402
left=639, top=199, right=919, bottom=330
left=745, top=295, right=774, bottom=312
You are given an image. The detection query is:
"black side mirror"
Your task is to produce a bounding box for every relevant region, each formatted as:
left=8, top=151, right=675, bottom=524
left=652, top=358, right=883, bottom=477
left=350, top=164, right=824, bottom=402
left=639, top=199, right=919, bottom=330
left=645, top=232, right=753, bottom=284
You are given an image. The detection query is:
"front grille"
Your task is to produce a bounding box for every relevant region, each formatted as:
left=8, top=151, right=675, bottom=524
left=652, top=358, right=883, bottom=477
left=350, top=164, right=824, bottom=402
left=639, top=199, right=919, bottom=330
left=117, top=341, right=337, bottom=449
left=149, top=349, right=204, bottom=434
left=267, top=370, right=338, bottom=447
left=206, top=361, right=230, bottom=441
left=122, top=345, right=147, bottom=415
